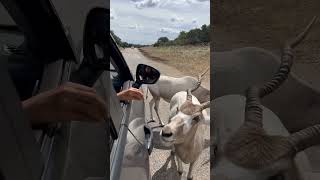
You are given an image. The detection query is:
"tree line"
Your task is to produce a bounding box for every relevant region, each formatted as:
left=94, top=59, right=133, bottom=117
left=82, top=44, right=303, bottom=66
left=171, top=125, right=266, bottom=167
left=154, top=24, right=210, bottom=47
left=111, top=24, right=210, bottom=48
left=111, top=30, right=146, bottom=48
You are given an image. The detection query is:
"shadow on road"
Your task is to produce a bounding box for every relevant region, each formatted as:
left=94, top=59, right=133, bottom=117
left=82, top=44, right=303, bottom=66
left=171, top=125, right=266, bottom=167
left=152, top=154, right=181, bottom=180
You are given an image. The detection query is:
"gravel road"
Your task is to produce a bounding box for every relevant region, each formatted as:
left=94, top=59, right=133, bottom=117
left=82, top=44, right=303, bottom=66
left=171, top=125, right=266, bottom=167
left=122, top=48, right=210, bottom=180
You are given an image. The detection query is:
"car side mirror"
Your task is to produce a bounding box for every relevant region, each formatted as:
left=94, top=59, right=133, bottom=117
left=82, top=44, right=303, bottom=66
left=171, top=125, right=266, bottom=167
left=132, top=64, right=160, bottom=88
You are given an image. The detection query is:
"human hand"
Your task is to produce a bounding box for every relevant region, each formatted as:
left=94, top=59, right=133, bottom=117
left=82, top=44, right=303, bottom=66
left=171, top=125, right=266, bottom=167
left=117, top=87, right=144, bottom=101
left=22, top=82, right=107, bottom=125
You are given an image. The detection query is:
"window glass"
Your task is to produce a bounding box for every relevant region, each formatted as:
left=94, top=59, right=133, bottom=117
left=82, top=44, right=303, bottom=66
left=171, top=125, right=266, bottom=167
left=110, top=61, right=118, bottom=80
left=0, top=3, right=16, bottom=25
left=110, top=58, right=125, bottom=93
left=0, top=3, right=25, bottom=51
left=0, top=3, right=38, bottom=101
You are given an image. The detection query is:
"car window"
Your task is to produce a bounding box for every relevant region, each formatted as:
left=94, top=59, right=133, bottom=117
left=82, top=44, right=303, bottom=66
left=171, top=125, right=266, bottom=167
left=0, top=3, right=15, bottom=25
left=110, top=60, right=118, bottom=80
left=0, top=4, right=25, bottom=51
left=111, top=57, right=127, bottom=93
left=0, top=3, right=42, bottom=101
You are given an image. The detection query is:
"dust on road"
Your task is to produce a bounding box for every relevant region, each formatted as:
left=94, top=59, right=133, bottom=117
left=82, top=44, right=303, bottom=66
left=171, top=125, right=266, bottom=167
left=122, top=48, right=210, bottom=180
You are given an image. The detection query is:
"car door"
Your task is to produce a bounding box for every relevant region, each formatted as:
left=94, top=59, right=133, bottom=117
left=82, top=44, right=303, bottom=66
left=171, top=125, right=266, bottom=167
left=0, top=1, right=111, bottom=180
left=0, top=1, right=76, bottom=180
left=0, top=46, right=43, bottom=180
left=108, top=35, right=152, bottom=180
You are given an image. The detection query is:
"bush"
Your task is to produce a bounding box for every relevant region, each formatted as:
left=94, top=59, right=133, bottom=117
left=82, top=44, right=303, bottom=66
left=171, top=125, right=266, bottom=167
left=153, top=24, right=210, bottom=46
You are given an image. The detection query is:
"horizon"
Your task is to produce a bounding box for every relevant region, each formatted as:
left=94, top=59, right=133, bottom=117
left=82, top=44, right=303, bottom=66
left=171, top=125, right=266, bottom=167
left=111, top=23, right=210, bottom=46
left=110, top=0, right=210, bottom=45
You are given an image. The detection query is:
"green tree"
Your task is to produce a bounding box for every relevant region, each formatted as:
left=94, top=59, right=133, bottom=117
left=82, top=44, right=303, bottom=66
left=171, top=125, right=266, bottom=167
left=111, top=30, right=123, bottom=46
left=153, top=24, right=210, bottom=46
left=199, top=24, right=209, bottom=43
left=186, top=28, right=202, bottom=44
left=174, top=31, right=188, bottom=45
left=154, top=37, right=170, bottom=46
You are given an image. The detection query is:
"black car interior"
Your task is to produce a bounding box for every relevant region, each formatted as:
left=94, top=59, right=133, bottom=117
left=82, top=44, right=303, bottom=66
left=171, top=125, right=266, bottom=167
left=0, top=0, right=161, bottom=179
left=0, top=1, right=112, bottom=180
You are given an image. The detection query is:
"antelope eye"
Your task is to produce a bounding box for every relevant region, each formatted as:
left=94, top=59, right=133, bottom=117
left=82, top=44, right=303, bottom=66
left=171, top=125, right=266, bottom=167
left=193, top=116, right=200, bottom=122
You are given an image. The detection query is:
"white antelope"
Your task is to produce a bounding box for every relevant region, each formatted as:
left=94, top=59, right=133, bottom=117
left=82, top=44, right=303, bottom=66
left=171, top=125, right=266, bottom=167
left=212, top=16, right=320, bottom=180
left=160, top=89, right=210, bottom=179
left=148, top=67, right=209, bottom=125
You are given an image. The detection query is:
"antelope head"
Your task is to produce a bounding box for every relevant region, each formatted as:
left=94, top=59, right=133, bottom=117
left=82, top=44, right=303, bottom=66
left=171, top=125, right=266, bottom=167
left=212, top=16, right=319, bottom=180
left=160, top=89, right=210, bottom=145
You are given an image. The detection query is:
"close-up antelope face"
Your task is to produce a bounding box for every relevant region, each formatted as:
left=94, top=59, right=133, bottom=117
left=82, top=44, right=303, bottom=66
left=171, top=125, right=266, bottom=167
left=160, top=90, right=210, bottom=146
left=212, top=16, right=319, bottom=180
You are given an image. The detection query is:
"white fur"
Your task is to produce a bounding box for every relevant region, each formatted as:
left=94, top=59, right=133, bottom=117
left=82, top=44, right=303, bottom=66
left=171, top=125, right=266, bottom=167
left=161, top=91, right=210, bottom=179
left=148, top=75, right=202, bottom=125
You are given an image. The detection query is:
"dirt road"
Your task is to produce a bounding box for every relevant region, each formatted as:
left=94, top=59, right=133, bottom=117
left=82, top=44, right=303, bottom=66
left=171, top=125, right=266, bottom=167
left=121, top=48, right=210, bottom=180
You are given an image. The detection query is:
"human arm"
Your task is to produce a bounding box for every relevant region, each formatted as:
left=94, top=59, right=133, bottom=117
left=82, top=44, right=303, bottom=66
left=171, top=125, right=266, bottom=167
left=22, top=82, right=107, bottom=125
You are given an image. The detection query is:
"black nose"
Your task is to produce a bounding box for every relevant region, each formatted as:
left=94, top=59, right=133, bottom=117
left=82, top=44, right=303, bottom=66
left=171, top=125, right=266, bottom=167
left=162, top=126, right=173, bottom=137
left=162, top=131, right=173, bottom=137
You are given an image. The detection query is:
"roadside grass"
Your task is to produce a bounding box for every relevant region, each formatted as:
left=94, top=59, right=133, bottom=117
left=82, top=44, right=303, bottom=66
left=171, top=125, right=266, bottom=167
left=139, top=45, right=210, bottom=82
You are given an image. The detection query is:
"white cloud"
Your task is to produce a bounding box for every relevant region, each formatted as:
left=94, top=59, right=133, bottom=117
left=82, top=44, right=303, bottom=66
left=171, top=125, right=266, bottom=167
left=170, top=15, right=184, bottom=22
left=134, top=0, right=160, bottom=9
left=132, top=0, right=200, bottom=9
left=127, top=24, right=143, bottom=30
left=110, top=8, right=117, bottom=20
left=160, top=27, right=180, bottom=34
left=186, top=0, right=209, bottom=3
left=131, top=0, right=209, bottom=10
left=111, top=0, right=209, bottom=44
left=128, top=25, right=137, bottom=29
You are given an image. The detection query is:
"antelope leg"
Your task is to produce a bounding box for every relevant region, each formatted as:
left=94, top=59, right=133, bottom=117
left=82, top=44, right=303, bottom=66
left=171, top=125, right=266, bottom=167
left=187, top=162, right=195, bottom=180
left=149, top=97, right=155, bottom=121
left=176, top=155, right=183, bottom=175
left=154, top=98, right=163, bottom=125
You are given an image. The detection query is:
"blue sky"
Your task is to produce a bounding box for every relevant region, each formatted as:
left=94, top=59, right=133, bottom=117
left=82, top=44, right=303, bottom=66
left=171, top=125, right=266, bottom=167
left=111, top=0, right=210, bottom=45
